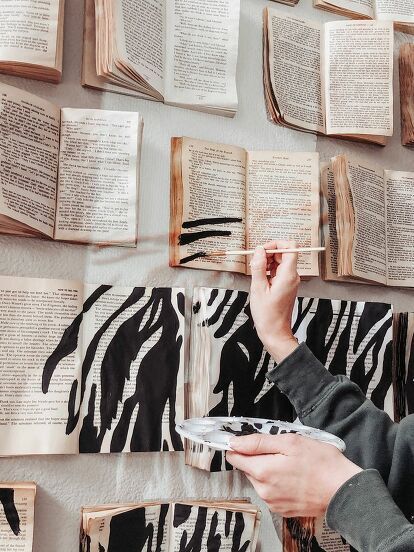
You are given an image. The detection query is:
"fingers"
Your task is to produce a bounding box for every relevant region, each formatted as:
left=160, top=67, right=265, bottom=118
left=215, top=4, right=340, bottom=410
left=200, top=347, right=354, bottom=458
left=228, top=433, right=295, bottom=456
left=226, top=450, right=276, bottom=479
left=250, top=246, right=269, bottom=292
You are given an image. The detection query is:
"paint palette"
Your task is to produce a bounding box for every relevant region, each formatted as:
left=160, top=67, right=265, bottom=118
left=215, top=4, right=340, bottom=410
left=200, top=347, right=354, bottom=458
left=176, top=417, right=346, bottom=452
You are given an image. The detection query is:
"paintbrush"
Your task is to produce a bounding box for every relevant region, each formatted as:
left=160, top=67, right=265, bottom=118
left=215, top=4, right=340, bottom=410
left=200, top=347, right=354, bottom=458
left=206, top=246, right=325, bottom=257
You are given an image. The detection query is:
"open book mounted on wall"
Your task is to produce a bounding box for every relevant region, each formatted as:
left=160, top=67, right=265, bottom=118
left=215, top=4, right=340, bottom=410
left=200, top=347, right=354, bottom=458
left=0, top=482, right=36, bottom=552
left=313, top=0, right=414, bottom=33
left=399, top=44, right=414, bottom=147
left=321, top=154, right=414, bottom=287
left=170, top=137, right=320, bottom=277
left=0, top=0, right=64, bottom=82
left=0, top=276, right=185, bottom=455
left=263, top=9, right=394, bottom=145
left=80, top=500, right=261, bottom=552
left=0, top=83, right=142, bottom=247
left=82, top=0, right=240, bottom=117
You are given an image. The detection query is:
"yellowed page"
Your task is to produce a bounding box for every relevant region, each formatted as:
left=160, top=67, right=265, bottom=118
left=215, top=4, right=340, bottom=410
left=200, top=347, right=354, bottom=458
left=336, top=156, right=387, bottom=284
left=324, top=20, right=393, bottom=136
left=246, top=151, right=320, bottom=277
left=319, top=0, right=374, bottom=16
left=375, top=0, right=414, bottom=22
left=267, top=9, right=325, bottom=133
left=0, top=0, right=59, bottom=67
left=176, top=137, right=246, bottom=273
left=0, top=83, right=60, bottom=237
left=164, top=0, right=240, bottom=111
left=55, top=108, right=141, bottom=246
left=0, top=483, right=35, bottom=552
left=385, top=170, right=414, bottom=287
left=0, top=276, right=83, bottom=455
left=112, top=0, right=165, bottom=94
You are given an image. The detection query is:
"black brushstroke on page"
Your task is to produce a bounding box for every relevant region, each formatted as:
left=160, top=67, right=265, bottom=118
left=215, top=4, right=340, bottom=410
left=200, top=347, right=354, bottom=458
left=107, top=507, right=154, bottom=552
left=0, top=488, right=20, bottom=536
left=180, top=252, right=208, bottom=264
left=182, top=217, right=242, bottom=228
left=178, top=230, right=231, bottom=246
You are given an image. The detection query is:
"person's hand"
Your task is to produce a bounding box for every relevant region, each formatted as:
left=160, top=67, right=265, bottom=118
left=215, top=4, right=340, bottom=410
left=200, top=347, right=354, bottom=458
left=226, top=433, right=362, bottom=518
left=249, top=240, right=300, bottom=363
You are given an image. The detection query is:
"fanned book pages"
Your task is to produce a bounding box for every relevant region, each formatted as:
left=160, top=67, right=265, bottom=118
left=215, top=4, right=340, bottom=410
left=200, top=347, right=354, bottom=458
left=399, top=44, right=414, bottom=146
left=170, top=137, right=320, bottom=277
left=313, top=0, right=414, bottom=33
left=0, top=0, right=64, bottom=83
left=392, top=312, right=414, bottom=421
left=0, top=83, right=143, bottom=247
left=82, top=0, right=240, bottom=117
left=0, top=482, right=36, bottom=552
left=187, top=288, right=395, bottom=551
left=0, top=276, right=185, bottom=455
left=80, top=499, right=261, bottom=552
left=263, top=9, right=394, bottom=145
left=321, top=154, right=414, bottom=287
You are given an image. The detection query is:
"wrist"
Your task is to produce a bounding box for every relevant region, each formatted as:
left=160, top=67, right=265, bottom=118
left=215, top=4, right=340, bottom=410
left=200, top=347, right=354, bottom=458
left=261, top=333, right=299, bottom=364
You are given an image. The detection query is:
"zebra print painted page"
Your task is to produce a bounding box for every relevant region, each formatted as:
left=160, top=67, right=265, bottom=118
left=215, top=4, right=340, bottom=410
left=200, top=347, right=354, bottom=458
left=80, top=500, right=261, bottom=552
left=0, top=482, right=36, bottom=552
left=392, top=312, right=414, bottom=421
left=0, top=275, right=185, bottom=455
left=187, top=287, right=394, bottom=471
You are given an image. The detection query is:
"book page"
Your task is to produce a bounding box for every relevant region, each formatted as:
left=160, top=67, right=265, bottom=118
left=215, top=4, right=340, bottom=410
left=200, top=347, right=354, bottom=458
left=44, top=284, right=185, bottom=453
left=319, top=0, right=374, bottom=17
left=54, top=108, right=140, bottom=245
left=0, top=0, right=59, bottom=67
left=385, top=170, right=414, bottom=287
left=175, top=137, right=246, bottom=273
left=267, top=10, right=324, bottom=133
left=164, top=0, right=240, bottom=110
left=0, top=276, right=83, bottom=455
left=112, top=0, right=165, bottom=94
left=320, top=163, right=341, bottom=281
left=246, top=151, right=320, bottom=277
left=375, top=0, right=414, bottom=22
left=334, top=156, right=387, bottom=284
left=0, top=83, right=60, bottom=237
left=324, top=20, right=393, bottom=136
left=0, top=484, right=35, bottom=552
left=171, top=504, right=256, bottom=551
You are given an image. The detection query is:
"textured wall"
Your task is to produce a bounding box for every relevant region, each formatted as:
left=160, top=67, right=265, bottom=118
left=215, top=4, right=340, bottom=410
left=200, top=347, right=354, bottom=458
left=0, top=1, right=413, bottom=551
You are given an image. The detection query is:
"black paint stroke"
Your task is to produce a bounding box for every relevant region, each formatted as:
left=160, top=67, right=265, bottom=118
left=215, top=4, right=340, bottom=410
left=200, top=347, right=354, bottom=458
left=182, top=217, right=242, bottom=229
left=42, top=285, right=112, bottom=393
left=0, top=488, right=20, bottom=536
left=178, top=230, right=231, bottom=247
left=107, top=506, right=156, bottom=552
left=98, top=544, right=105, bottom=552
left=180, top=252, right=207, bottom=264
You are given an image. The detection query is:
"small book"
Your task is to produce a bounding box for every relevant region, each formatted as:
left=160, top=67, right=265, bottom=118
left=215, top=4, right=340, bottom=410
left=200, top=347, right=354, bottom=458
left=321, top=154, right=414, bottom=287
left=82, top=0, right=240, bottom=117
left=313, top=0, right=414, bottom=33
left=186, top=287, right=394, bottom=472
left=263, top=9, right=394, bottom=145
left=0, top=82, right=143, bottom=247
left=170, top=137, right=320, bottom=277
left=399, top=44, right=414, bottom=147
left=0, top=276, right=185, bottom=455
left=80, top=499, right=261, bottom=552
left=0, top=0, right=64, bottom=83
left=0, top=482, right=36, bottom=552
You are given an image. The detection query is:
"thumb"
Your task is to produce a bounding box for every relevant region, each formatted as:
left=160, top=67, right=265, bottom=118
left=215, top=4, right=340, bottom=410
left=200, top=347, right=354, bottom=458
left=229, top=434, right=293, bottom=456
left=250, top=246, right=269, bottom=291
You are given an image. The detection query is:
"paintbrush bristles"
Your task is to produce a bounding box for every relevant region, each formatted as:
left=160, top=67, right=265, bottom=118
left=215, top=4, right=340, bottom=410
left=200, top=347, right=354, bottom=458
left=207, top=246, right=325, bottom=257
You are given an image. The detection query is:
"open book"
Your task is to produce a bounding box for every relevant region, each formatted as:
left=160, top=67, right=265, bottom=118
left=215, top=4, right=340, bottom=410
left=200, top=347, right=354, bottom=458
left=0, top=482, right=36, bottom=552
left=170, top=137, right=320, bottom=277
left=187, top=287, right=396, bottom=551
left=0, top=0, right=64, bottom=82
left=400, top=44, right=414, bottom=147
left=82, top=0, right=240, bottom=117
left=321, top=154, right=414, bottom=287
left=263, top=9, right=394, bottom=145
left=0, top=83, right=142, bottom=246
left=80, top=500, right=261, bottom=552
left=313, top=0, right=414, bottom=33
left=0, top=276, right=185, bottom=455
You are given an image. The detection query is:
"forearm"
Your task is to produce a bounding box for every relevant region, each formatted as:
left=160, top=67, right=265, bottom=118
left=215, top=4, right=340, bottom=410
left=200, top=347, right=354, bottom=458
left=266, top=343, right=398, bottom=478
